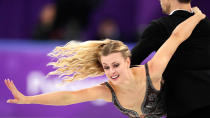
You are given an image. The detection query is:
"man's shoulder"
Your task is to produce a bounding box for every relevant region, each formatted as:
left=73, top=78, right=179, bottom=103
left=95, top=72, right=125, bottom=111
left=151, top=15, right=181, bottom=26
left=145, top=16, right=173, bottom=31
left=144, top=16, right=172, bottom=32
left=147, top=14, right=192, bottom=33
left=153, top=15, right=169, bottom=21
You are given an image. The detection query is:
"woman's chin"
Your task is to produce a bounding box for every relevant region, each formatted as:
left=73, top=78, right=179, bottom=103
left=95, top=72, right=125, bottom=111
left=109, top=77, right=121, bottom=84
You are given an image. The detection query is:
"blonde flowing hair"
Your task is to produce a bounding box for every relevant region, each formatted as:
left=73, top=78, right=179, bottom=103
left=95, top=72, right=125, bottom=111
left=47, top=39, right=131, bottom=82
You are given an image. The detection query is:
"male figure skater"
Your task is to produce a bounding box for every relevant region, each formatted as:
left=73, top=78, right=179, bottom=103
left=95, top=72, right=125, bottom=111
left=131, top=0, right=210, bottom=117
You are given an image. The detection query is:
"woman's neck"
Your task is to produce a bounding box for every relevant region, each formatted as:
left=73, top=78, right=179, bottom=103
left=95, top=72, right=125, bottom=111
left=113, top=69, right=144, bottom=93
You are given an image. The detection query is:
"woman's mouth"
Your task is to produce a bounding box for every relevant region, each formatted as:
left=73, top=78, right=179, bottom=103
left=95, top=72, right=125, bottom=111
left=111, top=75, right=119, bottom=80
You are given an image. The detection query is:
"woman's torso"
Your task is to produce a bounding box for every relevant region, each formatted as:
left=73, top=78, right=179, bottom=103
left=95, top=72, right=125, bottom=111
left=102, top=63, right=166, bottom=118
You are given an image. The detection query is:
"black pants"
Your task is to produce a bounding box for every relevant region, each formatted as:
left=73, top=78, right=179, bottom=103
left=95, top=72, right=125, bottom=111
left=167, top=106, right=210, bottom=118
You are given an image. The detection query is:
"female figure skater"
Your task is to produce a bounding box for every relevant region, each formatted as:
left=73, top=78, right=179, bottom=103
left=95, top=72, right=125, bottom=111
left=4, top=7, right=205, bottom=118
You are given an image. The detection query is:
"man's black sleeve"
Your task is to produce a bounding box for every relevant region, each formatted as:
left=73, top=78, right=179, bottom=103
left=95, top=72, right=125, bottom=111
left=131, top=21, right=168, bottom=65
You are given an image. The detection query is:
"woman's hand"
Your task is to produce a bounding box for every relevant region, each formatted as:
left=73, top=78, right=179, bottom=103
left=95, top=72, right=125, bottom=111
left=192, top=7, right=206, bottom=20
left=4, top=79, right=29, bottom=104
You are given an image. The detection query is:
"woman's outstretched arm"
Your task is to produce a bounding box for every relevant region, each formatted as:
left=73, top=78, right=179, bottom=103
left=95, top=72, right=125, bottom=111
left=147, top=7, right=206, bottom=84
left=4, top=79, right=111, bottom=105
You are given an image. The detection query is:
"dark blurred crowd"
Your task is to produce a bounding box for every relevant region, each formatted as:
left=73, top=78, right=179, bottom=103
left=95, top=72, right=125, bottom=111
left=32, top=0, right=139, bottom=42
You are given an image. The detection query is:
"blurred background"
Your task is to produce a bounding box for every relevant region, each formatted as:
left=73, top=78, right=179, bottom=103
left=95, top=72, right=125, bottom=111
left=0, top=0, right=209, bottom=118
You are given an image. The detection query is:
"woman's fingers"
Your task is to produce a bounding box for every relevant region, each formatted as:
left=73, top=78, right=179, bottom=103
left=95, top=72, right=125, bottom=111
left=4, top=79, right=25, bottom=104
left=4, top=79, right=20, bottom=97
left=192, top=7, right=206, bottom=20
left=192, top=7, right=201, bottom=14
left=4, top=79, right=12, bottom=91
left=11, top=80, right=18, bottom=92
left=5, top=79, right=13, bottom=91
left=5, top=79, right=17, bottom=91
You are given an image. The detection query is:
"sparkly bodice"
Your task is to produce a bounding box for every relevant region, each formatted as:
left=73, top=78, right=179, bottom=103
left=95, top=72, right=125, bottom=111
left=103, top=63, right=166, bottom=118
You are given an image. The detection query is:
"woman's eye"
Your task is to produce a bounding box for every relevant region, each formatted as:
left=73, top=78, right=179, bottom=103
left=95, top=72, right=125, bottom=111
left=114, top=64, right=119, bottom=67
left=104, top=66, right=109, bottom=70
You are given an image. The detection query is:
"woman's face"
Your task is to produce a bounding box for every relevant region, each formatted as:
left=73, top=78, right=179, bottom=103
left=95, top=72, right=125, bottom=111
left=100, top=52, right=130, bottom=85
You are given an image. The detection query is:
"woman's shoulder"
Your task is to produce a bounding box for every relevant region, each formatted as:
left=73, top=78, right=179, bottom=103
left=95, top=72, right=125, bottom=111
left=96, top=83, right=112, bottom=102
left=130, top=65, right=145, bottom=76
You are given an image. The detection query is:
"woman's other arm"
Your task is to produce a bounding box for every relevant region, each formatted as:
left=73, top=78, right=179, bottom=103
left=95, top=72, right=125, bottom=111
left=148, top=7, right=206, bottom=85
left=4, top=79, right=111, bottom=106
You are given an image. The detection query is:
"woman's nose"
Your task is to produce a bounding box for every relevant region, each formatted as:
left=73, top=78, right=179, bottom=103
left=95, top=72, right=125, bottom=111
left=110, top=67, right=116, bottom=74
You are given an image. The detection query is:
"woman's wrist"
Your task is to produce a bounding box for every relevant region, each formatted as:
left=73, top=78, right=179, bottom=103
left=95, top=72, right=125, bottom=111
left=25, top=96, right=33, bottom=104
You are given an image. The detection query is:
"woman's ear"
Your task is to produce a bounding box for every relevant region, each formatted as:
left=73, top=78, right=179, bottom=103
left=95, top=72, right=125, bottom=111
left=126, top=57, right=131, bottom=67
